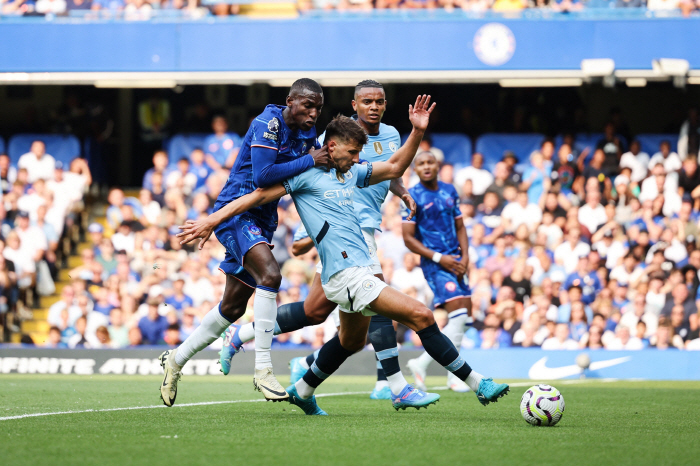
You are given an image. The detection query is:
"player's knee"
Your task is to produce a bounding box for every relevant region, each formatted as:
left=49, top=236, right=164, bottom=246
left=219, top=300, right=245, bottom=322
left=257, top=267, right=282, bottom=290
left=339, top=333, right=366, bottom=353
left=305, top=307, right=329, bottom=325
left=411, top=305, right=435, bottom=331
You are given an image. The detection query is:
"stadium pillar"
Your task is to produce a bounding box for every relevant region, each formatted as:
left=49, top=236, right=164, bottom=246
left=116, top=88, right=134, bottom=186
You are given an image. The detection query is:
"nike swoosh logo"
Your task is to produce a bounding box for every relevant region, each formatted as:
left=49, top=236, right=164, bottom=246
left=528, top=356, right=631, bottom=380
left=264, top=329, right=273, bottom=333
left=264, top=387, right=288, bottom=397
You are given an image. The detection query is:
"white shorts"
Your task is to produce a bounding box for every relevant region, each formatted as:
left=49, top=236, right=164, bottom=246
left=322, top=266, right=387, bottom=316
left=330, top=308, right=340, bottom=327
left=316, top=228, right=382, bottom=276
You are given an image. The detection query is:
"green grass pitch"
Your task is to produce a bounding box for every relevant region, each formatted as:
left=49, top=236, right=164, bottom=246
left=2, top=375, right=699, bottom=466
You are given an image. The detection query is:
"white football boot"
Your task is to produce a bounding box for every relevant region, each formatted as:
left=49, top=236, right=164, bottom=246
left=159, top=349, right=182, bottom=407
left=406, top=358, right=428, bottom=391
left=253, top=367, right=289, bottom=402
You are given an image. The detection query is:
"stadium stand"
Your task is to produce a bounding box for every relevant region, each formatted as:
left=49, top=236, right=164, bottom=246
left=8, top=134, right=81, bottom=168
left=475, top=133, right=545, bottom=170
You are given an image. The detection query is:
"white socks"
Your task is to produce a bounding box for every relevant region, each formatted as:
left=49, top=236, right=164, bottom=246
left=175, top=303, right=231, bottom=367
left=386, top=373, right=408, bottom=395
left=253, top=287, right=278, bottom=371
left=444, top=309, right=468, bottom=348
left=374, top=380, right=390, bottom=391
left=238, top=322, right=256, bottom=344
left=294, top=378, right=315, bottom=399
left=413, top=349, right=435, bottom=371
left=466, top=371, right=484, bottom=392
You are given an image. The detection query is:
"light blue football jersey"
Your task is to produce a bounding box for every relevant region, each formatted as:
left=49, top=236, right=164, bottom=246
left=319, top=120, right=400, bottom=231
left=283, top=163, right=375, bottom=284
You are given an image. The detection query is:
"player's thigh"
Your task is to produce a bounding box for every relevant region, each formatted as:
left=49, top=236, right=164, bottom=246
left=338, top=310, right=371, bottom=352
left=369, top=286, right=434, bottom=332
left=220, top=274, right=255, bottom=321
left=242, top=242, right=281, bottom=289
left=443, top=297, right=472, bottom=314
left=303, top=273, right=338, bottom=325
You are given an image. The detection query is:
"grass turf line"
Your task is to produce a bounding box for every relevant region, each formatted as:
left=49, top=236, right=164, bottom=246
left=1, top=375, right=699, bottom=466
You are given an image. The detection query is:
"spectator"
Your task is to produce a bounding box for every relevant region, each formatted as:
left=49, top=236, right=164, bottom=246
left=204, top=115, right=241, bottom=170
left=620, top=139, right=650, bottom=184
left=578, top=191, right=607, bottom=234
left=501, top=189, right=542, bottom=233
left=165, top=276, right=194, bottom=312
left=142, top=150, right=169, bottom=191
left=661, top=282, right=695, bottom=321
left=166, top=157, right=197, bottom=196
left=454, top=153, right=493, bottom=202
left=108, top=308, right=129, bottom=348
left=605, top=325, right=644, bottom=350
left=521, top=151, right=551, bottom=206
left=0, top=153, right=17, bottom=194
left=541, top=323, right=579, bottom=350
left=554, top=227, right=591, bottom=274
left=128, top=327, right=143, bottom=347
left=648, top=140, right=681, bottom=173
left=18, top=141, right=56, bottom=183
left=138, top=298, right=169, bottom=344
left=36, top=0, right=66, bottom=13
left=45, top=326, right=67, bottom=348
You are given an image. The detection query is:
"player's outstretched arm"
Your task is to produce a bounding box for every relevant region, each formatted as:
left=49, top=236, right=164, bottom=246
left=369, top=95, right=436, bottom=185
left=177, top=184, right=287, bottom=249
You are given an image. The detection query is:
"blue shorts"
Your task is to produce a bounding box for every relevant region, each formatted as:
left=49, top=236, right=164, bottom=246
left=422, top=260, right=471, bottom=308
left=215, top=214, right=275, bottom=288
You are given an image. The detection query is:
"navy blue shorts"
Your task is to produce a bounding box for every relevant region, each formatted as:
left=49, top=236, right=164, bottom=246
left=422, top=259, right=472, bottom=308
left=215, top=214, right=274, bottom=288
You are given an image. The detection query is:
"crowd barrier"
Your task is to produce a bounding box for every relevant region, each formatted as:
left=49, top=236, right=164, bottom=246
left=1, top=348, right=699, bottom=380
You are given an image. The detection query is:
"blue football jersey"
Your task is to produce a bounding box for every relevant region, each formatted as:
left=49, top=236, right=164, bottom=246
left=216, top=105, right=319, bottom=231
left=319, top=120, right=400, bottom=231
left=283, top=163, right=374, bottom=284
left=403, top=181, right=462, bottom=263
left=204, top=133, right=242, bottom=166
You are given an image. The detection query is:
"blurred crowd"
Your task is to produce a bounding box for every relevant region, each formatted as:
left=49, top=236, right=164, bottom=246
left=30, top=108, right=700, bottom=352
left=2, top=0, right=700, bottom=18
left=0, top=140, right=91, bottom=341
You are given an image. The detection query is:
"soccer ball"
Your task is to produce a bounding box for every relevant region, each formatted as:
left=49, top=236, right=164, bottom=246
left=520, top=384, right=565, bottom=426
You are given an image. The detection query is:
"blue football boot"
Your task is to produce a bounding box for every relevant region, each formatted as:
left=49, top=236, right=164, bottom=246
left=391, top=385, right=440, bottom=411
left=289, top=357, right=308, bottom=385
left=475, top=378, right=510, bottom=406
left=287, top=385, right=328, bottom=415
left=219, top=324, right=243, bottom=375
left=370, top=386, right=392, bottom=400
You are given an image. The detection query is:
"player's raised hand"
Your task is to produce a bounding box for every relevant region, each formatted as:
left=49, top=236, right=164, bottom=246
left=310, top=144, right=331, bottom=171
left=408, top=95, right=436, bottom=132
left=177, top=219, right=215, bottom=250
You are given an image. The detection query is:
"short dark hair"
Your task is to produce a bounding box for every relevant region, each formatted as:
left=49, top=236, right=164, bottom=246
left=323, top=115, right=368, bottom=147
left=355, top=79, right=384, bottom=94
left=289, top=78, right=323, bottom=97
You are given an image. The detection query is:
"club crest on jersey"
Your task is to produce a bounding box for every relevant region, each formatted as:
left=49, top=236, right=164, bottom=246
left=389, top=142, right=398, bottom=152
left=373, top=142, right=383, bottom=155
left=268, top=118, right=280, bottom=133
left=362, top=280, right=375, bottom=290
left=248, top=225, right=262, bottom=235
left=446, top=198, right=455, bottom=207
left=445, top=281, right=457, bottom=292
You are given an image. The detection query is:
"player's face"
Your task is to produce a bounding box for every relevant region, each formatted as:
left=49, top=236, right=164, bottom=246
left=414, top=153, right=439, bottom=182
left=287, top=90, right=324, bottom=131
left=329, top=139, right=363, bottom=173
left=352, top=88, right=386, bottom=127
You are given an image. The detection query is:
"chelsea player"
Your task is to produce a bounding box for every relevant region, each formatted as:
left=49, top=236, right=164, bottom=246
left=159, top=78, right=330, bottom=406
left=403, top=151, right=473, bottom=393
left=179, top=98, right=509, bottom=415
left=215, top=80, right=419, bottom=402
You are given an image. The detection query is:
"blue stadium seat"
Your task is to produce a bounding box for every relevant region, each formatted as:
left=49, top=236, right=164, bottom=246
left=474, top=133, right=545, bottom=171
left=0, top=136, right=4, bottom=155
left=164, top=134, right=209, bottom=167
left=400, top=133, right=473, bottom=169
left=635, top=133, right=678, bottom=156
left=8, top=134, right=81, bottom=167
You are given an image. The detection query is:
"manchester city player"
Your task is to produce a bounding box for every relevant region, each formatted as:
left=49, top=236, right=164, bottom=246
left=403, top=151, right=473, bottom=393
left=159, top=78, right=330, bottom=406
left=178, top=98, right=509, bottom=415
left=216, top=80, right=419, bottom=402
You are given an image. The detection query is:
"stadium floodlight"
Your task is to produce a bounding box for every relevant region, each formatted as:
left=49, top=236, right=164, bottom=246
left=580, top=59, right=615, bottom=77
left=625, top=78, right=647, bottom=88
left=652, top=59, right=690, bottom=76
